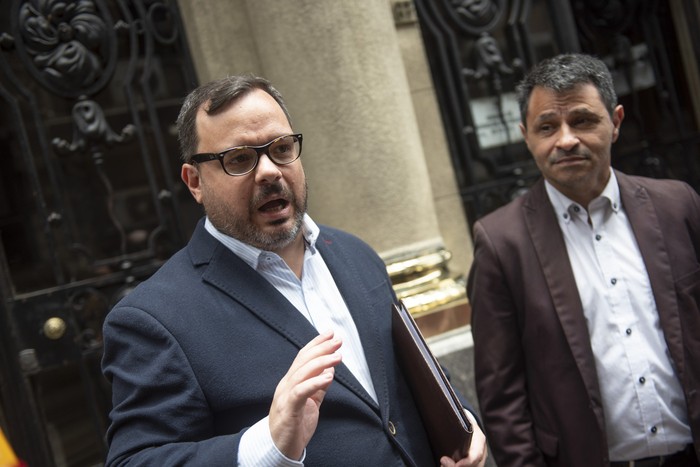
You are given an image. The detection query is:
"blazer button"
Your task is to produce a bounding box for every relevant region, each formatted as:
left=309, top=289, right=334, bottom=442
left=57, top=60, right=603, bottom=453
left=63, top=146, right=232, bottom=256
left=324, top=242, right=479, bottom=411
left=388, top=421, right=397, bottom=436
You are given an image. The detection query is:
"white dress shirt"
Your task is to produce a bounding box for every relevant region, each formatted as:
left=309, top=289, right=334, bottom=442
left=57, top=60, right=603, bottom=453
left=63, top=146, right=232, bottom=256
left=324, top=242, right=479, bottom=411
left=545, top=172, right=692, bottom=461
left=204, top=215, right=377, bottom=466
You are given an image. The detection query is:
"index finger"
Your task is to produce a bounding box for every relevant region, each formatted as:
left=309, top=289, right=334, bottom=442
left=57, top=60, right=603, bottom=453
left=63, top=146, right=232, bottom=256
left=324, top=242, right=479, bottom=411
left=289, top=330, right=342, bottom=372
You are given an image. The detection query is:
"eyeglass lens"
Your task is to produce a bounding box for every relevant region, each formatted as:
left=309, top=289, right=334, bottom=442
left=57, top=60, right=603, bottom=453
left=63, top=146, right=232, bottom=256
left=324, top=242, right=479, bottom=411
left=220, top=135, right=300, bottom=175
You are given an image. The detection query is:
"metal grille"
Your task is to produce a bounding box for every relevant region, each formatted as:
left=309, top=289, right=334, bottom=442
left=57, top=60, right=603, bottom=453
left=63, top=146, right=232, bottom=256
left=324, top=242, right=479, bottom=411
left=0, top=1, right=198, bottom=465
left=414, top=0, right=700, bottom=226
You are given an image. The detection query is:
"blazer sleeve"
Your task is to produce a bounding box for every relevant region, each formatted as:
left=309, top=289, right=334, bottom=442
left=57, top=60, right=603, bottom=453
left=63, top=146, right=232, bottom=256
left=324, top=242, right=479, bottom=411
left=102, top=305, right=241, bottom=467
left=468, top=220, right=547, bottom=467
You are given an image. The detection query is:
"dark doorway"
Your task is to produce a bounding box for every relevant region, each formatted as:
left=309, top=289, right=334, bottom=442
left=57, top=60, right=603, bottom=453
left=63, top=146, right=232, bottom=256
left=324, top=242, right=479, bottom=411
left=0, top=1, right=200, bottom=465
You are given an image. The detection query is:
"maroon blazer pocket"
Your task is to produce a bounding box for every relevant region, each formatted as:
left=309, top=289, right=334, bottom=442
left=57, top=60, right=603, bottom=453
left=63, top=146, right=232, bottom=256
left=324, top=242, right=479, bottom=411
left=676, top=268, right=700, bottom=343
left=676, top=267, right=700, bottom=292
left=534, top=425, right=559, bottom=459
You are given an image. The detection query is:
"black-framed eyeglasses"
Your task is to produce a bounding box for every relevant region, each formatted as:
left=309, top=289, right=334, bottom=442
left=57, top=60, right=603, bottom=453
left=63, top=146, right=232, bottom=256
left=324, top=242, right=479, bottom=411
left=189, top=133, right=303, bottom=176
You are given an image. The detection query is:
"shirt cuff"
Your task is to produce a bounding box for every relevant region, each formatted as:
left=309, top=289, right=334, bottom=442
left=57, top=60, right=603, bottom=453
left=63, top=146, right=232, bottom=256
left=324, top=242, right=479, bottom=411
left=238, top=416, right=305, bottom=467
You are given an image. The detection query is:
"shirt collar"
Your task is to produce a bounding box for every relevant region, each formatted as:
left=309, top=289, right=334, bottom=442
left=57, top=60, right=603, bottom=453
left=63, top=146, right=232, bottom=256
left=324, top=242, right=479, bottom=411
left=204, top=213, right=319, bottom=270
left=544, top=170, right=621, bottom=224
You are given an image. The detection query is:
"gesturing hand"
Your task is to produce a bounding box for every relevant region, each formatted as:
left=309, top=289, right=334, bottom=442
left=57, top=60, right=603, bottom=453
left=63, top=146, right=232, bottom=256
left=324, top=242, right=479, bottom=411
left=269, top=330, right=342, bottom=461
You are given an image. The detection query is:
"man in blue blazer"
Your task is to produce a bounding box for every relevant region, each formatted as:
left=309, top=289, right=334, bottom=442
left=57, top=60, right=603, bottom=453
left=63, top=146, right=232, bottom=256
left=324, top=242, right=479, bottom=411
left=102, top=74, right=487, bottom=466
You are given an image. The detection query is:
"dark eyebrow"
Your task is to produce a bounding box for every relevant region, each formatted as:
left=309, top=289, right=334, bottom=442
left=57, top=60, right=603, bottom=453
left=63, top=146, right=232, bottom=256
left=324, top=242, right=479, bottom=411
left=570, top=107, right=599, bottom=116
left=533, top=108, right=601, bottom=124
left=533, top=112, right=558, bottom=125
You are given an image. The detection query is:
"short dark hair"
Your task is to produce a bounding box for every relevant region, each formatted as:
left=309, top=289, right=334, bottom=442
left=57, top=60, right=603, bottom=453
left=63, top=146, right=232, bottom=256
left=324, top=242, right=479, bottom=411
left=175, top=74, right=292, bottom=162
left=516, top=53, right=617, bottom=126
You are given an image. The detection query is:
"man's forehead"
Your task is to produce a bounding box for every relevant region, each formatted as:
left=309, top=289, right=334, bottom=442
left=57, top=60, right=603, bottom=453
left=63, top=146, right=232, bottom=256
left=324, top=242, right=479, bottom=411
left=528, top=85, right=604, bottom=118
left=533, top=106, right=598, bottom=121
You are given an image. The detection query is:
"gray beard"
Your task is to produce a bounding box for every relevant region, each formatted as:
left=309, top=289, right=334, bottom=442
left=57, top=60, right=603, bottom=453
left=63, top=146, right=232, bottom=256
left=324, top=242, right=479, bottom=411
left=205, top=180, right=308, bottom=252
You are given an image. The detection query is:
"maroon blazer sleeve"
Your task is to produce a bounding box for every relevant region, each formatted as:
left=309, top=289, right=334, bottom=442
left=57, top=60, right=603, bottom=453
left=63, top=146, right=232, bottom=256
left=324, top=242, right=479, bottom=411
left=468, top=219, right=548, bottom=467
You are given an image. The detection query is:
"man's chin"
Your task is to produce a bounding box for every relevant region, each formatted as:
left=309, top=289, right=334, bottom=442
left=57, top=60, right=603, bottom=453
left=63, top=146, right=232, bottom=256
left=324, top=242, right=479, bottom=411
left=254, top=232, right=297, bottom=251
left=267, top=217, right=291, bottom=227
left=252, top=220, right=303, bottom=250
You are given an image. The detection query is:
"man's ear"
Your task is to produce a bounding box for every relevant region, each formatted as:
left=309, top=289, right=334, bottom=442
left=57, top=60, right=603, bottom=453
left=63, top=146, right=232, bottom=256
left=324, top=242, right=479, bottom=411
left=519, top=122, right=528, bottom=145
left=612, top=104, right=624, bottom=142
left=181, top=164, right=203, bottom=204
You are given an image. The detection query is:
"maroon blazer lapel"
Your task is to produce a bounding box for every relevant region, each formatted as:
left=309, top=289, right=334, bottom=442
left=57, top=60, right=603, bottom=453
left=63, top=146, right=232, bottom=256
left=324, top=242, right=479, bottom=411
left=616, top=171, right=685, bottom=374
left=523, top=180, right=604, bottom=407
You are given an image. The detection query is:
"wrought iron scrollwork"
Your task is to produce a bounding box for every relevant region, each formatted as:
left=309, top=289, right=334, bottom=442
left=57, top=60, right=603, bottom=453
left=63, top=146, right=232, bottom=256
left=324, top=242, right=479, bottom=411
left=461, top=32, right=522, bottom=166
left=0, top=1, right=197, bottom=464
left=573, top=0, right=640, bottom=41
left=52, top=98, right=135, bottom=160
left=462, top=32, right=519, bottom=90
left=66, top=287, right=109, bottom=351
left=52, top=97, right=135, bottom=256
left=446, top=0, right=504, bottom=34
left=147, top=1, right=178, bottom=45
left=13, top=0, right=117, bottom=98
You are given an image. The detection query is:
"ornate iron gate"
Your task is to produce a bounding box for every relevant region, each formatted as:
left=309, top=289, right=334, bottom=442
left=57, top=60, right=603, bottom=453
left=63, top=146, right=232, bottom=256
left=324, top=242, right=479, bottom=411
left=414, top=0, right=700, bottom=225
left=0, top=1, right=198, bottom=465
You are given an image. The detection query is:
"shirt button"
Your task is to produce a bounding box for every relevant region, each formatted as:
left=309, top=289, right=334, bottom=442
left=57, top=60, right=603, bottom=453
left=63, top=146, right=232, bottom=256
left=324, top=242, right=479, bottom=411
left=388, top=421, right=397, bottom=436
left=595, top=234, right=602, bottom=241
left=639, top=376, right=646, bottom=384
left=650, top=426, right=657, bottom=434
left=626, top=328, right=632, bottom=335
left=611, top=278, right=617, bottom=285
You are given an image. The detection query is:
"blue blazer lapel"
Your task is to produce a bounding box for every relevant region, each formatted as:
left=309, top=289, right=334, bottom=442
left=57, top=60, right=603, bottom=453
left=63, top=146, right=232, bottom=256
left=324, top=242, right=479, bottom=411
left=523, top=181, right=603, bottom=405
left=315, top=229, right=386, bottom=412
left=188, top=221, right=319, bottom=351
left=188, top=221, right=382, bottom=411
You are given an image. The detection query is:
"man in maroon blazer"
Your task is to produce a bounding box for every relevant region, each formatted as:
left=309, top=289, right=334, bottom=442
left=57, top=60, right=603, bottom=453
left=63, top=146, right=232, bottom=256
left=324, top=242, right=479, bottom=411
left=469, top=53, right=700, bottom=467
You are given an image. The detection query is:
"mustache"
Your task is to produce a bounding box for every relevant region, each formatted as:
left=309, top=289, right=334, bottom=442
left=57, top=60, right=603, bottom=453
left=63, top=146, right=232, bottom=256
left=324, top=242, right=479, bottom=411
left=251, top=181, right=292, bottom=204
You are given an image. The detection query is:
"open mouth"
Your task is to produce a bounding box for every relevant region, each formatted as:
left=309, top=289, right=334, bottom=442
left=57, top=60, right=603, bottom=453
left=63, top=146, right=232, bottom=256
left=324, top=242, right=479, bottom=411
left=258, top=198, right=289, bottom=213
